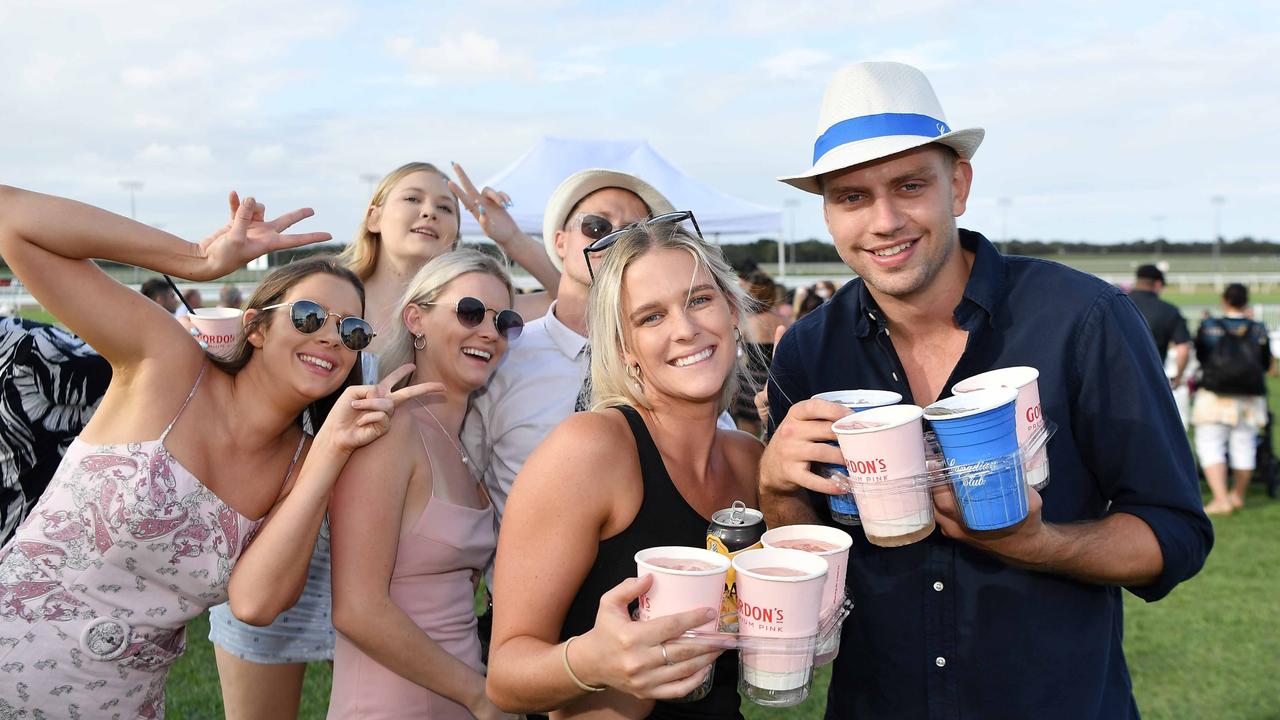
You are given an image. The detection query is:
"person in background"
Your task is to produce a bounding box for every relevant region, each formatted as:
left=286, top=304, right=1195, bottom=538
left=0, top=185, right=435, bottom=716
left=140, top=276, right=180, bottom=314
left=1129, top=264, right=1191, bottom=390
left=328, top=250, right=521, bottom=719
left=220, top=282, right=245, bottom=309
left=760, top=61, right=1211, bottom=718
left=487, top=217, right=759, bottom=720
left=1193, top=282, right=1271, bottom=515
left=0, top=316, right=111, bottom=545
left=733, top=269, right=787, bottom=437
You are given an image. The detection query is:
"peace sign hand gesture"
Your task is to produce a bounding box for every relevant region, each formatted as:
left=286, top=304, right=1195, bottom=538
left=314, top=364, right=445, bottom=457
left=448, top=162, right=521, bottom=247
left=194, top=191, right=333, bottom=281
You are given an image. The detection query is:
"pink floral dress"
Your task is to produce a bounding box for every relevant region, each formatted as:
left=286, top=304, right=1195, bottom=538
left=0, top=366, right=303, bottom=718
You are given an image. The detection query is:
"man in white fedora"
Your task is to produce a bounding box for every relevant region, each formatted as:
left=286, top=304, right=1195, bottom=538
left=759, top=61, right=1212, bottom=718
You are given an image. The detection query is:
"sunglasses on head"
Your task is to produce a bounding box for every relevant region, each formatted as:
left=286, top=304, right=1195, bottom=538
left=581, top=210, right=703, bottom=282
left=419, top=296, right=524, bottom=341
left=262, top=300, right=376, bottom=352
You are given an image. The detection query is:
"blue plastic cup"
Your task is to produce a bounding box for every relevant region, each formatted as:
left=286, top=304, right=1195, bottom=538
left=924, top=388, right=1027, bottom=530
left=812, top=390, right=902, bottom=526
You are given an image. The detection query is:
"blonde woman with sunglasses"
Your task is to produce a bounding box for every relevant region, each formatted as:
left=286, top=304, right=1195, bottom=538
left=327, top=250, right=523, bottom=719
left=0, top=186, right=437, bottom=718
left=488, top=218, right=761, bottom=720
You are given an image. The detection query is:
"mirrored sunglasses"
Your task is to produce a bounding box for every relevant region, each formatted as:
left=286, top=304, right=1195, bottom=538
left=420, top=296, right=524, bottom=341
left=262, top=299, right=376, bottom=352
left=582, top=210, right=703, bottom=281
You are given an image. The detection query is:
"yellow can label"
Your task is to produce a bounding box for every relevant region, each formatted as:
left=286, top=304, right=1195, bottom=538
left=706, top=534, right=762, bottom=625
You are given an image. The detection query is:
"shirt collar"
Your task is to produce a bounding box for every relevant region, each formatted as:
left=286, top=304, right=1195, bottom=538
left=542, top=300, right=589, bottom=359
left=851, top=229, right=1005, bottom=338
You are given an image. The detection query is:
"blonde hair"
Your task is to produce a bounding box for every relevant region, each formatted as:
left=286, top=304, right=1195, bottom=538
left=378, top=249, right=515, bottom=390
left=337, top=162, right=460, bottom=281
left=586, top=222, right=752, bottom=414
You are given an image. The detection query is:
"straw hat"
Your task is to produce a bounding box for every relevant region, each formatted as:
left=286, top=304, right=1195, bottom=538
left=778, top=62, right=985, bottom=194
left=541, top=169, right=674, bottom=270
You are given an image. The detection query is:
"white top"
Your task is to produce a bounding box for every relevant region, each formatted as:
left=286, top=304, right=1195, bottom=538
left=462, top=301, right=589, bottom=525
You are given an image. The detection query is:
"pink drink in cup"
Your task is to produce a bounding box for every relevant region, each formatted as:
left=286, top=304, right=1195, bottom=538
left=831, top=404, right=934, bottom=547
left=761, top=524, right=853, bottom=666
left=733, top=548, right=829, bottom=707
left=952, top=366, right=1050, bottom=490
left=188, top=307, right=244, bottom=360
left=635, top=546, right=730, bottom=703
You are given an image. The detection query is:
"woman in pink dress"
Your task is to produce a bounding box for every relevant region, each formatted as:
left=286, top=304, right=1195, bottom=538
left=328, top=250, right=523, bottom=719
left=0, top=186, right=436, bottom=718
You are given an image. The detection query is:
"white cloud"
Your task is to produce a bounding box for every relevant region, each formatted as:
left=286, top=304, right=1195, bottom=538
left=248, top=144, right=287, bottom=167
left=388, top=32, right=531, bottom=85
left=761, top=48, right=834, bottom=80
left=138, top=143, right=213, bottom=165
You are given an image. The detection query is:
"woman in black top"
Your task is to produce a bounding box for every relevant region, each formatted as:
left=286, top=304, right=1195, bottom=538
left=487, top=217, right=762, bottom=719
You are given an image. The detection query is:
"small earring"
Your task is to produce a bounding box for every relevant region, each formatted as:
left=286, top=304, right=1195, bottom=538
left=733, top=326, right=742, bottom=343
left=413, top=334, right=426, bottom=351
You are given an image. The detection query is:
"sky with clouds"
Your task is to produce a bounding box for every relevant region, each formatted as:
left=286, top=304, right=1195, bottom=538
left=2, top=1, right=1276, bottom=248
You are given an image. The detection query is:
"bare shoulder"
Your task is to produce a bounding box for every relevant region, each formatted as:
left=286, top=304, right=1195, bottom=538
left=516, top=409, right=640, bottom=499
left=719, top=426, right=765, bottom=462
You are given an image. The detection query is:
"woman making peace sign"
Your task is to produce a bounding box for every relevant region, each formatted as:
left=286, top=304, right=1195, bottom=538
left=0, top=186, right=437, bottom=717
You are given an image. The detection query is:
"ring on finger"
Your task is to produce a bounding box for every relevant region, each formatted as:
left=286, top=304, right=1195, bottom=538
left=660, top=642, right=672, bottom=666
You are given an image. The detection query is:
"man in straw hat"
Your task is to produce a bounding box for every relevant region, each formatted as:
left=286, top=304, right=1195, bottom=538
left=759, top=61, right=1212, bottom=718
left=464, top=168, right=675, bottom=528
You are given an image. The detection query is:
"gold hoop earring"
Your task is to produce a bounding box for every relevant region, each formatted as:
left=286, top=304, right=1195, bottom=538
left=733, top=326, right=743, bottom=343
left=413, top=334, right=426, bottom=351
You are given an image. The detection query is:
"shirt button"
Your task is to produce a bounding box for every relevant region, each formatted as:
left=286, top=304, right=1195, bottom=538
left=935, top=657, right=947, bottom=668
left=932, top=581, right=944, bottom=592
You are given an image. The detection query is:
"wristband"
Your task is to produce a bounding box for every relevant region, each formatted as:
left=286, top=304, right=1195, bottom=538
left=561, top=635, right=605, bottom=693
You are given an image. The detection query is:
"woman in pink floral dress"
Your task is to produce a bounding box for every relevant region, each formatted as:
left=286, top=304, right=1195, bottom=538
left=0, top=186, right=438, bottom=718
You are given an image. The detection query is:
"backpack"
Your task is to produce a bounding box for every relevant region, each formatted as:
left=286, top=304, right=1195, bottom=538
left=1200, top=319, right=1266, bottom=396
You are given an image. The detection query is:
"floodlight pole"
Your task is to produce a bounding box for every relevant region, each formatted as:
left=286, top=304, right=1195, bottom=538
left=119, top=180, right=144, bottom=220
left=1211, top=195, right=1225, bottom=272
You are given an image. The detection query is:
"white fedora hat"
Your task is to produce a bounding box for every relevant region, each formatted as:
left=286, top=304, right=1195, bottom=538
left=778, top=62, right=984, bottom=195
left=542, top=169, right=675, bottom=270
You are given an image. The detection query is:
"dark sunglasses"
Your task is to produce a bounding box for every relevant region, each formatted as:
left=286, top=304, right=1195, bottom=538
left=419, top=296, right=524, bottom=341
left=262, top=300, right=376, bottom=352
left=582, top=210, right=703, bottom=282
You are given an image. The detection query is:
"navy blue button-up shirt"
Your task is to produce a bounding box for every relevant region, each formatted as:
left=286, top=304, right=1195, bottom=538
left=767, top=230, right=1213, bottom=720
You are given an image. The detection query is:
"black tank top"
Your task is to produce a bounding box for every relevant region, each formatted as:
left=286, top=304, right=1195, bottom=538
left=559, top=405, right=743, bottom=720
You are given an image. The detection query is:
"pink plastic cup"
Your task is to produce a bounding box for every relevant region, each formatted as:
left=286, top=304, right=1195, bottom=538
left=952, top=366, right=1050, bottom=490
left=732, top=548, right=828, bottom=707
left=634, top=546, right=730, bottom=633
left=760, top=524, right=852, bottom=666
left=831, top=404, right=934, bottom=547
left=189, top=307, right=244, bottom=359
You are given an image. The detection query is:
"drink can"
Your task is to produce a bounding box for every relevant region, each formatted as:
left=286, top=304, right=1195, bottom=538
left=706, top=500, right=766, bottom=630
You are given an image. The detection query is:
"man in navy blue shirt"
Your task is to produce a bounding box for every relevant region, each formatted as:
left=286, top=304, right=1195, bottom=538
left=761, top=62, right=1212, bottom=719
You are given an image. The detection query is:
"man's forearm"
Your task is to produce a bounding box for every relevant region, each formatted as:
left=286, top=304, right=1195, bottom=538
left=760, top=486, right=821, bottom=529
left=1012, top=512, right=1163, bottom=588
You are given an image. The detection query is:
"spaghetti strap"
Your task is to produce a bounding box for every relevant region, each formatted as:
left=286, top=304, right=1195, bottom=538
left=281, top=432, right=307, bottom=484
left=159, top=361, right=208, bottom=443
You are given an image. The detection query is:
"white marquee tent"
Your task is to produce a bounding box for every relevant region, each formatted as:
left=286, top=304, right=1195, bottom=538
left=459, top=137, right=782, bottom=239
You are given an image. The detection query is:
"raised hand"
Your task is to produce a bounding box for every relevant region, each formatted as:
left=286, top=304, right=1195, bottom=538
left=569, top=575, right=722, bottom=700
left=449, top=162, right=520, bottom=247
left=194, top=191, right=333, bottom=280
left=316, top=363, right=445, bottom=456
